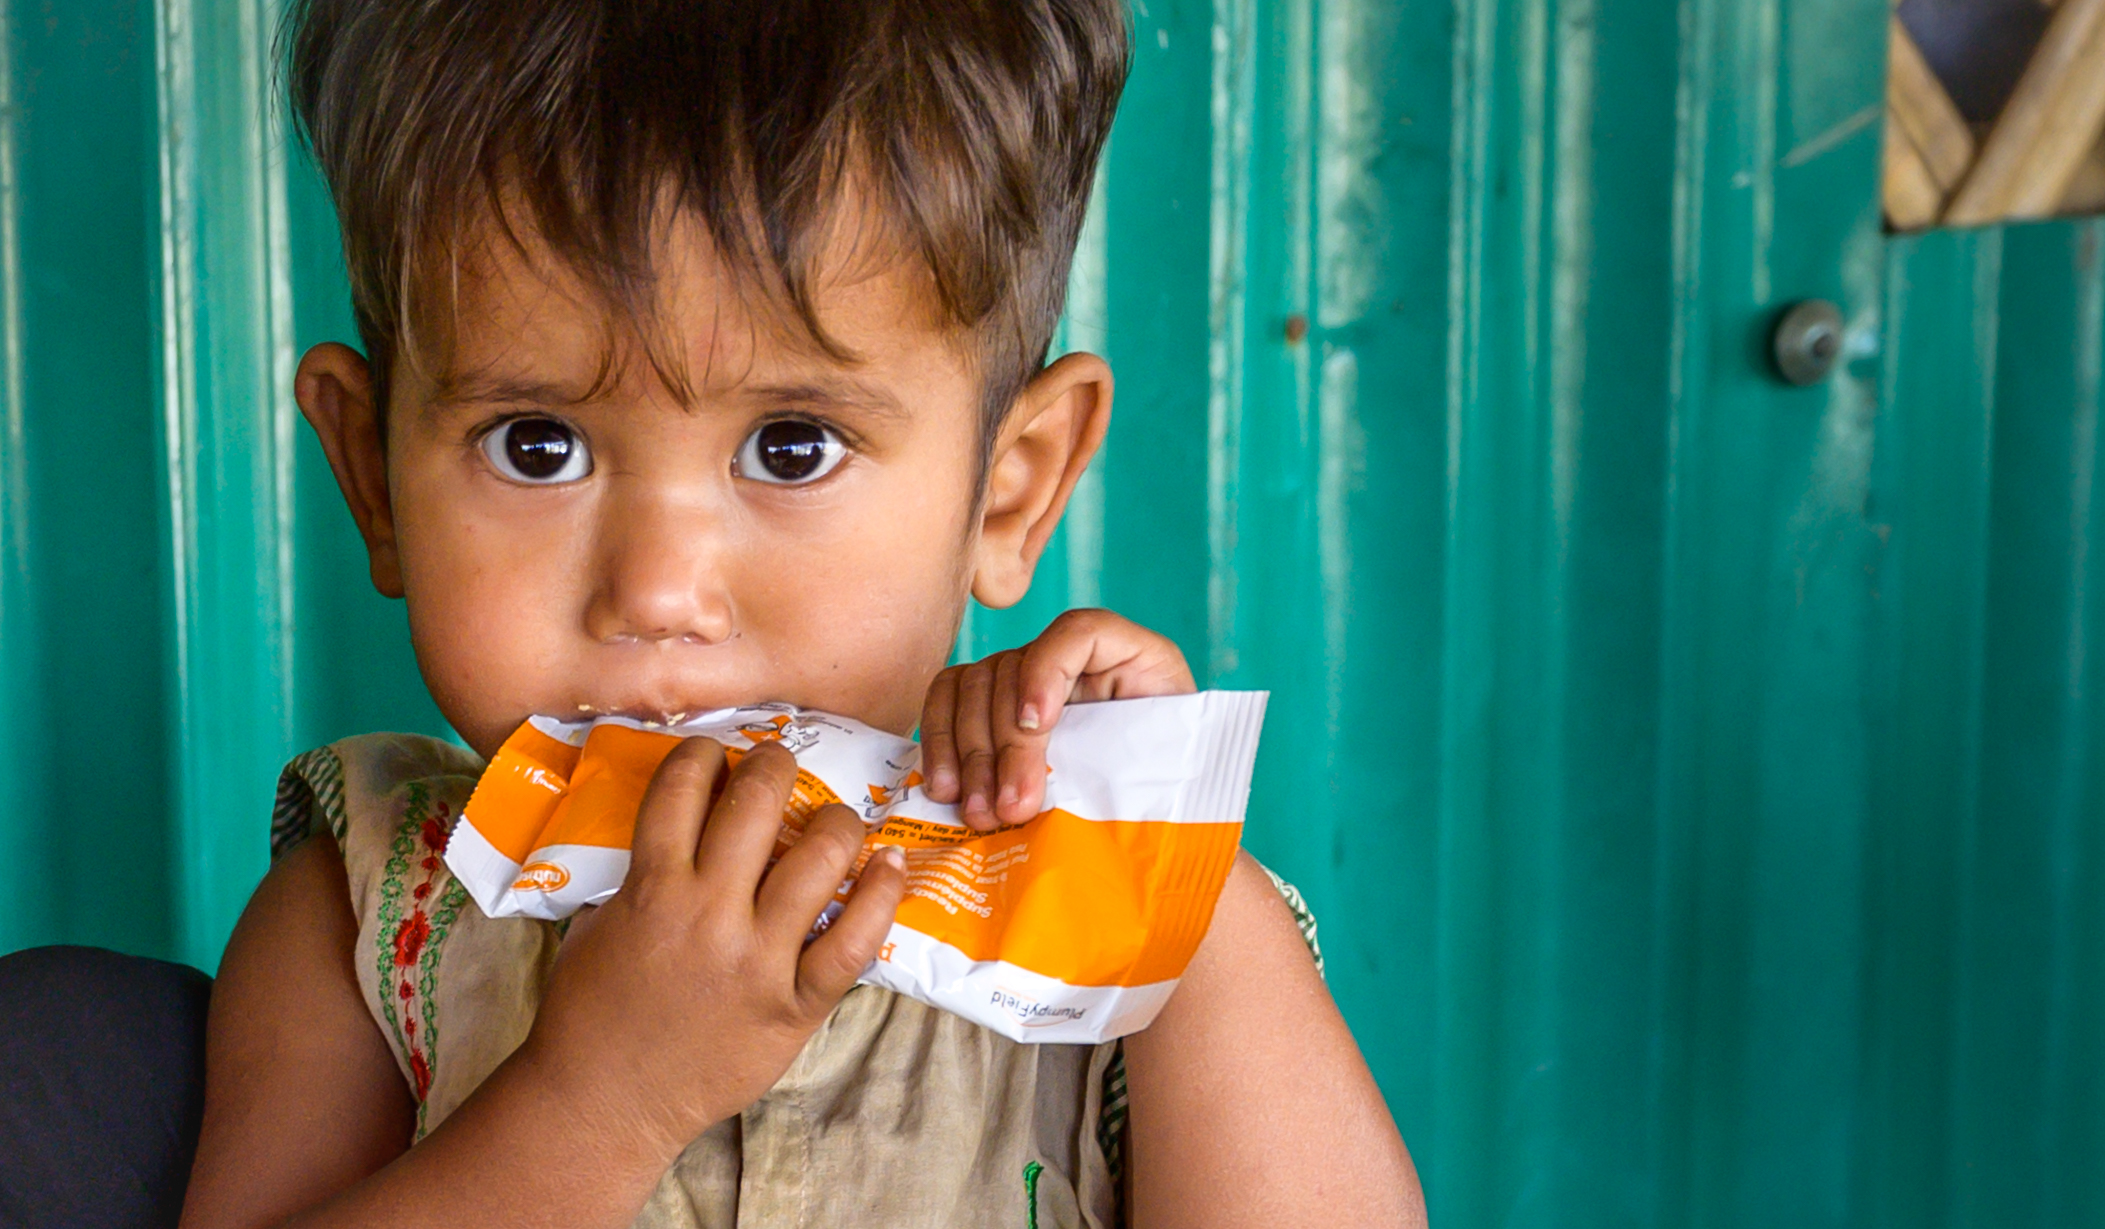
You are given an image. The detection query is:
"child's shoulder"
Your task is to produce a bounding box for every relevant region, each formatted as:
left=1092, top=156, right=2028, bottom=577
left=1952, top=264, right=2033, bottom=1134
left=270, top=732, right=547, bottom=1139
left=271, top=732, right=483, bottom=860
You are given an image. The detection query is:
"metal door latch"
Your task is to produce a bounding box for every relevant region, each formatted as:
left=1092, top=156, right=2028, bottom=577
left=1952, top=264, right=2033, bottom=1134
left=1771, top=299, right=1844, bottom=386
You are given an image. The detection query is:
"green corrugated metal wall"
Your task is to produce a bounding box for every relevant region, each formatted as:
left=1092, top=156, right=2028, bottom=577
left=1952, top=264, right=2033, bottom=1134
left=1, top=0, right=2100, bottom=1223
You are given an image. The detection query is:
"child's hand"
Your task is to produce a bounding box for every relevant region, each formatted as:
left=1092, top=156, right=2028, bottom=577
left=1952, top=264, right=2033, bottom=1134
left=920, top=608, right=1196, bottom=831
left=521, top=738, right=907, bottom=1155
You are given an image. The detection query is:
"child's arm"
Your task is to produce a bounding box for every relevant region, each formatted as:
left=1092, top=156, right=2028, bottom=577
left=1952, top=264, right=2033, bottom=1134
left=924, top=610, right=1424, bottom=1226
left=177, top=836, right=419, bottom=1225
left=1124, top=856, right=1426, bottom=1228
left=180, top=740, right=906, bottom=1229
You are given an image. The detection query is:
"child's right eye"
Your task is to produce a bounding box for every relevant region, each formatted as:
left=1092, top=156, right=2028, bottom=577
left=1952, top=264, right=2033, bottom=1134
left=481, top=417, right=592, bottom=484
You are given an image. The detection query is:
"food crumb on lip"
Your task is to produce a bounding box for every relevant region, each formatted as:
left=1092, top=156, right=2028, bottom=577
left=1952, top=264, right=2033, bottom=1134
left=568, top=705, right=706, bottom=730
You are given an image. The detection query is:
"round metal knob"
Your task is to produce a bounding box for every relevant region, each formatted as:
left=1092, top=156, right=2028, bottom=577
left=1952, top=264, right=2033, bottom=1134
left=1771, top=299, right=1844, bottom=386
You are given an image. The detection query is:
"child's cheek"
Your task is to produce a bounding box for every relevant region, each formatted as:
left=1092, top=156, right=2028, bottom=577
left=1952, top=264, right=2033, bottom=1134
left=395, top=486, right=583, bottom=756
left=402, top=573, right=557, bottom=758
left=745, top=510, right=973, bottom=733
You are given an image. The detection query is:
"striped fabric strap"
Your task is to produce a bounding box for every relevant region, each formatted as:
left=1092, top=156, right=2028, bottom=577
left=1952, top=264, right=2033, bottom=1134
left=271, top=745, right=349, bottom=858
left=1259, top=863, right=1325, bottom=977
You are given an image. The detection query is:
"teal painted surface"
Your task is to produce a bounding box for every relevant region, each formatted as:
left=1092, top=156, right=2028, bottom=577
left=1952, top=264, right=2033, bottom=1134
left=4, top=0, right=2105, bottom=1223
left=152, top=0, right=299, bottom=970
left=3, top=0, right=172, bottom=956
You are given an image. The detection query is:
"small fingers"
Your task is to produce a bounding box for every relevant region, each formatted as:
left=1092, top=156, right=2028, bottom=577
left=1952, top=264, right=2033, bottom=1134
left=952, top=658, right=1000, bottom=831
left=692, top=742, right=799, bottom=898
left=1016, top=609, right=1196, bottom=724
left=1015, top=608, right=1113, bottom=728
left=918, top=666, right=963, bottom=803
left=994, top=741, right=1049, bottom=825
left=990, top=650, right=1047, bottom=824
left=755, top=803, right=868, bottom=950
left=795, top=845, right=906, bottom=1014
left=628, top=737, right=726, bottom=882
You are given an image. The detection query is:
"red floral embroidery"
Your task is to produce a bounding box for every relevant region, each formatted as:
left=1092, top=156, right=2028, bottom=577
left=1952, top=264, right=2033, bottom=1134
left=393, top=910, right=432, bottom=967
left=375, top=781, right=470, bottom=1130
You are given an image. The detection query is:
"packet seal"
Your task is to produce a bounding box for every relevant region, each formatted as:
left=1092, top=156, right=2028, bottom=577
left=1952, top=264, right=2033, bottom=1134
left=1174, top=690, right=1270, bottom=823
left=444, top=821, right=524, bottom=921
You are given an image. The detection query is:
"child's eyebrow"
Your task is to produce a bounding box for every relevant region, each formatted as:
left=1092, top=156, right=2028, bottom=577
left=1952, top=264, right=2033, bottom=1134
left=424, top=370, right=910, bottom=420
left=427, top=372, right=605, bottom=411
left=740, top=378, right=908, bottom=420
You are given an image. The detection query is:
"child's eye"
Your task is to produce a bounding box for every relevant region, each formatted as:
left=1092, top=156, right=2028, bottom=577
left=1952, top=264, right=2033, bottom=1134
left=734, top=419, right=847, bottom=486
left=481, top=417, right=592, bottom=484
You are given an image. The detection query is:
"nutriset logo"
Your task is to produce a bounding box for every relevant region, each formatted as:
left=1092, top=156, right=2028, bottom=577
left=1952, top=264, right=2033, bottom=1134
left=513, top=861, right=571, bottom=892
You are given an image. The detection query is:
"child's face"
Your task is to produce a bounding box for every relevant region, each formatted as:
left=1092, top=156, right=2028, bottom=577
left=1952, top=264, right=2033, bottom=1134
left=297, top=212, right=1109, bottom=759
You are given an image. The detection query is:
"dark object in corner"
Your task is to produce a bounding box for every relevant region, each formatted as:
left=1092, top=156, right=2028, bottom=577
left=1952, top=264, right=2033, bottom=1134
left=1897, top=0, right=2053, bottom=124
left=0, top=946, right=211, bottom=1229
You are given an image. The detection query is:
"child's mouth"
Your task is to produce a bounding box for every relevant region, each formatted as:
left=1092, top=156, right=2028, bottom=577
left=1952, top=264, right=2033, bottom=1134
left=569, top=702, right=742, bottom=728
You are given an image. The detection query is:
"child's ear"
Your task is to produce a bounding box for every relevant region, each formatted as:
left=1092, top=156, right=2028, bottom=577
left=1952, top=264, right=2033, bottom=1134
left=295, top=343, right=404, bottom=599
left=972, top=352, right=1112, bottom=609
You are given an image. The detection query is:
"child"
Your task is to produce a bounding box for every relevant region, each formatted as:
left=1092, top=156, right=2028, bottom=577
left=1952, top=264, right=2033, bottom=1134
left=179, top=1, right=1421, bottom=1226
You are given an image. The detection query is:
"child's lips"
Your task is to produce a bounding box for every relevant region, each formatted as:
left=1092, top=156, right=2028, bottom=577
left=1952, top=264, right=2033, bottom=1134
left=569, top=701, right=752, bottom=728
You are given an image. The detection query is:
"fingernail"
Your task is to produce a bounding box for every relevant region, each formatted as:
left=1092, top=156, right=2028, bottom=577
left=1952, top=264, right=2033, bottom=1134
left=878, top=845, right=907, bottom=870
left=1017, top=703, right=1041, bottom=732
left=997, top=783, right=1017, bottom=811
left=931, top=766, right=956, bottom=796
left=965, top=792, right=986, bottom=817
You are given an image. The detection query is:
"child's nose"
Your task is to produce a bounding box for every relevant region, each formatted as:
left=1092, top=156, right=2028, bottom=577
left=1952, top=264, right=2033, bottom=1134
left=583, top=495, right=736, bottom=645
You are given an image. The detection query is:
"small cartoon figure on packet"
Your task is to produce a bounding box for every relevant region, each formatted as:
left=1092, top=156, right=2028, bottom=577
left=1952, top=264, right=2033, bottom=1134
left=735, top=710, right=845, bottom=755
left=862, top=760, right=925, bottom=820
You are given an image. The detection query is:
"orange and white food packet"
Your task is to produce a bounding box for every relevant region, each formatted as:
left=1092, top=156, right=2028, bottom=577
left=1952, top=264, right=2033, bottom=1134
left=444, top=692, right=1267, bottom=1043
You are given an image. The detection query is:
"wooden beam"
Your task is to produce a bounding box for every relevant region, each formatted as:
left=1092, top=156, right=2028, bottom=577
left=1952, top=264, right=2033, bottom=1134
left=2063, top=136, right=2105, bottom=213
left=1945, top=0, right=2105, bottom=224
left=1886, top=16, right=1976, bottom=199
left=1884, top=111, right=1948, bottom=230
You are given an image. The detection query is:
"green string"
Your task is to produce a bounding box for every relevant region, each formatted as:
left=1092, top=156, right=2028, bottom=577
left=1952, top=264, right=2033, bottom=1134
left=1023, top=1159, right=1045, bottom=1229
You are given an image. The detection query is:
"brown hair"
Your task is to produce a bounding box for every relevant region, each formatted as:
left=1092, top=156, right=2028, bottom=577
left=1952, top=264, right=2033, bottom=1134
left=282, top=0, right=1129, bottom=427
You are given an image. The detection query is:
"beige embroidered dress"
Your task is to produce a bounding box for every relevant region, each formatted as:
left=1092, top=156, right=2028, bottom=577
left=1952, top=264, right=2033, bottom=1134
left=271, top=732, right=1321, bottom=1229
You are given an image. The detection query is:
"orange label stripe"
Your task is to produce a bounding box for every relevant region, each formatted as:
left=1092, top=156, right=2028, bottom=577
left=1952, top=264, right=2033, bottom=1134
left=462, top=722, right=583, bottom=863
left=876, top=810, right=1242, bottom=987
left=462, top=721, right=1239, bottom=988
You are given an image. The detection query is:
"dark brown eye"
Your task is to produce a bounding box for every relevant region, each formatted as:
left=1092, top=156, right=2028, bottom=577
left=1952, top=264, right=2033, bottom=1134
left=483, top=417, right=590, bottom=484
left=737, top=419, right=845, bottom=485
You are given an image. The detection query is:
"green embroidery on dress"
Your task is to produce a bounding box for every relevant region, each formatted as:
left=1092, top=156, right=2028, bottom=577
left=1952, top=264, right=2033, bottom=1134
left=413, top=875, right=470, bottom=1138
left=1023, top=1159, right=1045, bottom=1229
left=373, top=787, right=415, bottom=1061
left=370, top=779, right=472, bottom=1139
